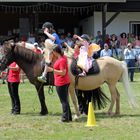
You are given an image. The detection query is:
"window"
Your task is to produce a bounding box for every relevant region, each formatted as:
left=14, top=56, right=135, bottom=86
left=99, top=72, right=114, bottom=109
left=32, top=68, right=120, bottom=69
left=130, top=21, right=140, bottom=36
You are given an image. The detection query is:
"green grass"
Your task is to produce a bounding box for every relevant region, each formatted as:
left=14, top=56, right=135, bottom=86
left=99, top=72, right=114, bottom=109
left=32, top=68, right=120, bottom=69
left=0, top=73, right=140, bottom=140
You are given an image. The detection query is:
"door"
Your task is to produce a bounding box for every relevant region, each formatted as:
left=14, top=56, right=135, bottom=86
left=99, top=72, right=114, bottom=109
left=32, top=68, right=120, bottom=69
left=19, top=18, right=30, bottom=39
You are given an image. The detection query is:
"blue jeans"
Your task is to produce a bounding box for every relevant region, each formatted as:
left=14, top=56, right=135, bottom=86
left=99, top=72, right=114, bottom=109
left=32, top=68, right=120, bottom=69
left=125, top=59, right=135, bottom=81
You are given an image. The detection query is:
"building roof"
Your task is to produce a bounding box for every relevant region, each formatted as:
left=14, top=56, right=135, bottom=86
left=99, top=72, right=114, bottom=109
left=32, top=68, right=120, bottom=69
left=0, top=0, right=126, bottom=2
left=0, top=0, right=140, bottom=14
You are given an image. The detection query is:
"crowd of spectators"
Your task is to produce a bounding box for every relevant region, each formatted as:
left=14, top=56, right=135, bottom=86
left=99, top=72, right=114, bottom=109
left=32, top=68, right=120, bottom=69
left=1, top=31, right=140, bottom=83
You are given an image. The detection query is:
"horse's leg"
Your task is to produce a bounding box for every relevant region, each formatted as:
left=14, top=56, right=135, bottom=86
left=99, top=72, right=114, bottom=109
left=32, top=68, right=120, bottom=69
left=115, top=88, right=120, bottom=115
left=35, top=85, right=48, bottom=115
left=108, top=85, right=118, bottom=116
left=68, top=85, right=80, bottom=118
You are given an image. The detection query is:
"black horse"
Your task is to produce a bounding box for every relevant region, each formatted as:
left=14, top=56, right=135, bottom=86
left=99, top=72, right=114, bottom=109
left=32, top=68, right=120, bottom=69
left=0, top=40, right=109, bottom=117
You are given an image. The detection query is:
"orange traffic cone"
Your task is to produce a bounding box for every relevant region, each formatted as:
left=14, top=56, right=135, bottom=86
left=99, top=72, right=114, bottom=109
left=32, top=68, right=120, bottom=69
left=86, top=102, right=97, bottom=127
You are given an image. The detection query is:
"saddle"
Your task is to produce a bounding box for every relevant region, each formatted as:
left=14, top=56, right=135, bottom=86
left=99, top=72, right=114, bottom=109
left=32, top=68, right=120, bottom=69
left=71, top=58, right=100, bottom=76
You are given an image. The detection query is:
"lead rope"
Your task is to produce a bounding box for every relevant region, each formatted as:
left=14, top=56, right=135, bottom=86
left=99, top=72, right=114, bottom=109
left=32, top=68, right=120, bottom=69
left=48, top=85, right=54, bottom=95
left=47, top=72, right=54, bottom=95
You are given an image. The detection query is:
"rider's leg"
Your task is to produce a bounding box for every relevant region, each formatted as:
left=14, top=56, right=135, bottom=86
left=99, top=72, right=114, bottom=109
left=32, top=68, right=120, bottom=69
left=37, top=52, right=53, bottom=83
left=37, top=65, right=48, bottom=83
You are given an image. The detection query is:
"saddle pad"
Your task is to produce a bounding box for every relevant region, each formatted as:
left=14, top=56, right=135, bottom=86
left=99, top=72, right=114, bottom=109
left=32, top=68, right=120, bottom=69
left=71, top=58, right=100, bottom=76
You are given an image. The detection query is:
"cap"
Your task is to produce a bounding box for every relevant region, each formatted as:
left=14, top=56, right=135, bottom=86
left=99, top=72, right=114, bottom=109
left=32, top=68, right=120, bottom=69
left=80, top=34, right=90, bottom=41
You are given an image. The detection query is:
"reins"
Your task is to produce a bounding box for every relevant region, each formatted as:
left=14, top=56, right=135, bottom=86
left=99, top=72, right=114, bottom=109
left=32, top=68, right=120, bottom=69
left=47, top=72, right=54, bottom=95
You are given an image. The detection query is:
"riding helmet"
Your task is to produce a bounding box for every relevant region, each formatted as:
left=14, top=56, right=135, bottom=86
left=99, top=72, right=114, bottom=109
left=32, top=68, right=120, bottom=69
left=42, top=22, right=54, bottom=29
left=80, top=34, right=90, bottom=42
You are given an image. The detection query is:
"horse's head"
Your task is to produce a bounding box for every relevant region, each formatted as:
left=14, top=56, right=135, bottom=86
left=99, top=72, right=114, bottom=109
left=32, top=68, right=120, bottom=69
left=44, top=39, right=56, bottom=64
left=0, top=40, right=15, bottom=71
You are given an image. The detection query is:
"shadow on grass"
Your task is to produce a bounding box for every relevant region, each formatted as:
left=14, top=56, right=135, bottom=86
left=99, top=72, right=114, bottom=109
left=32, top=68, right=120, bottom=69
left=17, top=111, right=140, bottom=123
left=115, top=113, right=140, bottom=118
left=74, top=112, right=140, bottom=123
left=48, top=112, right=62, bottom=116
left=20, top=112, right=44, bottom=116
left=95, top=112, right=140, bottom=120
left=20, top=111, right=62, bottom=117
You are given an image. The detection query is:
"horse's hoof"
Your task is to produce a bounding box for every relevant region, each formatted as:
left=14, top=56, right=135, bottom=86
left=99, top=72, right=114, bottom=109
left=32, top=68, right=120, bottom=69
left=115, top=112, right=120, bottom=116
left=40, top=111, right=48, bottom=116
left=73, top=114, right=79, bottom=121
left=107, top=112, right=115, bottom=117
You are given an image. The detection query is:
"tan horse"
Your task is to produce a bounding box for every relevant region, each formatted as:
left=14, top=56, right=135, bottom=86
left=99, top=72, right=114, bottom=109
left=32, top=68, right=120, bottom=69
left=44, top=41, right=137, bottom=117
left=68, top=56, right=137, bottom=116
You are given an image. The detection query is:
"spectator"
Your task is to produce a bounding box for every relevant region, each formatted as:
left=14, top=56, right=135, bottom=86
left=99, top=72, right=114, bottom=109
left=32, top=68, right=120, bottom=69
left=133, top=35, right=140, bottom=48
left=127, top=33, right=135, bottom=44
left=66, top=36, right=74, bottom=48
left=100, top=43, right=112, bottom=57
left=105, top=34, right=111, bottom=46
left=60, top=34, right=66, bottom=43
left=110, top=34, right=120, bottom=59
left=95, top=31, right=103, bottom=49
left=119, top=32, right=128, bottom=51
left=27, top=33, right=36, bottom=44
left=7, top=62, right=21, bottom=114
left=95, top=31, right=102, bottom=43
left=124, top=43, right=136, bottom=82
left=47, top=45, right=72, bottom=122
left=38, top=36, right=46, bottom=50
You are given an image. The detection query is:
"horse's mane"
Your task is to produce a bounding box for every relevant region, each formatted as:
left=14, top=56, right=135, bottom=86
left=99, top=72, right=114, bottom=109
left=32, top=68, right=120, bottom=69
left=15, top=44, right=43, bottom=63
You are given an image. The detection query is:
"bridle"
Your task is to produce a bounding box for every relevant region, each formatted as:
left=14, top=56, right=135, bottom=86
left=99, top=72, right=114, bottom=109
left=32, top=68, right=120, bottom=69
left=0, top=42, right=16, bottom=72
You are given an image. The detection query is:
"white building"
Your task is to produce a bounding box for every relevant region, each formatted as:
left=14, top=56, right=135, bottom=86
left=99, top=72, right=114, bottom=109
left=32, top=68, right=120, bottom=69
left=80, top=11, right=140, bottom=37
left=0, top=0, right=140, bottom=38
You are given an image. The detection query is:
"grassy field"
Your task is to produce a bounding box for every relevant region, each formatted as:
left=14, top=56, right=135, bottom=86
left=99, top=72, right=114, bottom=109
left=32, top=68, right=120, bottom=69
left=0, top=73, right=140, bottom=140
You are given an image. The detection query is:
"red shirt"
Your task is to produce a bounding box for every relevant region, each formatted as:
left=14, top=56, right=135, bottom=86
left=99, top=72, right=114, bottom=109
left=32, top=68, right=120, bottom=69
left=8, top=62, right=20, bottom=82
left=53, top=55, right=70, bottom=86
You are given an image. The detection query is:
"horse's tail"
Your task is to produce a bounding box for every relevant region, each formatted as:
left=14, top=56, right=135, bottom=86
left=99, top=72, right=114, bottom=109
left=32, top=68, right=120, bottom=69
left=121, top=61, right=138, bottom=108
left=91, top=87, right=110, bottom=110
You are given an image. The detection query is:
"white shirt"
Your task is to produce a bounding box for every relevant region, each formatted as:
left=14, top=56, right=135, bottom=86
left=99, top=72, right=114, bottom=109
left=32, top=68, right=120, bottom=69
left=100, top=49, right=112, bottom=57
left=124, top=48, right=136, bottom=59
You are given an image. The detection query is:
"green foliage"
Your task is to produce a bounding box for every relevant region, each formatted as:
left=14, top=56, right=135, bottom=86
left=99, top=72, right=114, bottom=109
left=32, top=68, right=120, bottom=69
left=0, top=73, right=140, bottom=140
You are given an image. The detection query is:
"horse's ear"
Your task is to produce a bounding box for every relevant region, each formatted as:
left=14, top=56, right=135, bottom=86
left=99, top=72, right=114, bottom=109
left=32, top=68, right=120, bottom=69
left=7, top=40, right=16, bottom=51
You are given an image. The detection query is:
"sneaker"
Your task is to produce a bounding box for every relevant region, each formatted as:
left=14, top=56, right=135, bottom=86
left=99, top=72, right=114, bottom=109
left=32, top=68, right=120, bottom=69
left=37, top=75, right=47, bottom=83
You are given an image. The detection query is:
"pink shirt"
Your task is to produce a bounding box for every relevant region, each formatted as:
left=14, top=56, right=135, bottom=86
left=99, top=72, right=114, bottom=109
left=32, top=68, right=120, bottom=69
left=134, top=40, right=140, bottom=46
left=8, top=62, right=20, bottom=82
left=119, top=38, right=128, bottom=46
left=53, top=55, right=70, bottom=86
